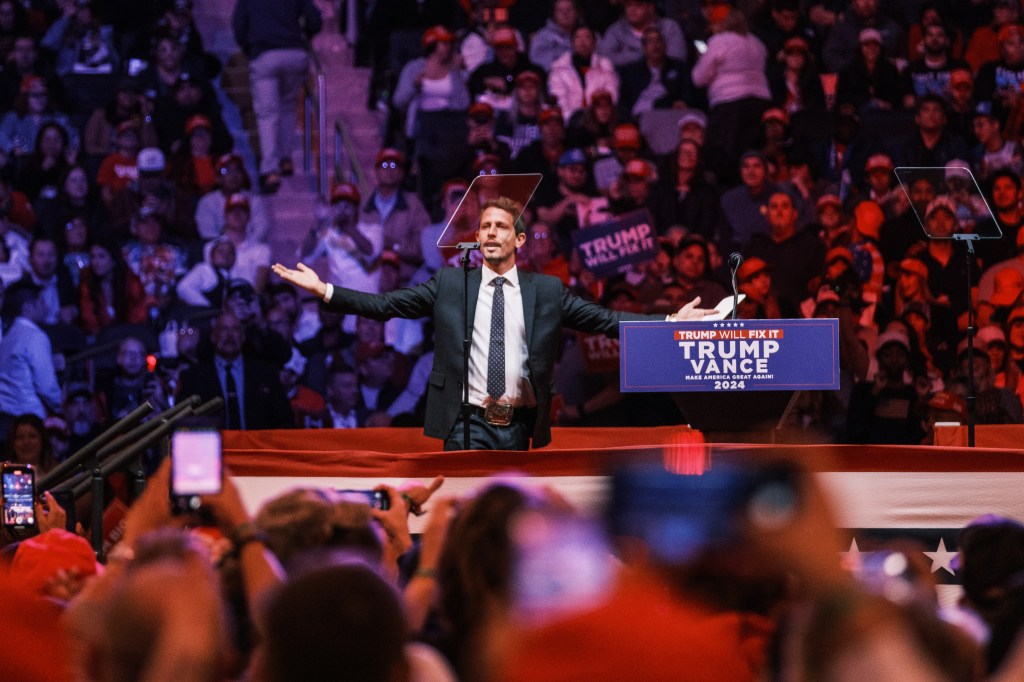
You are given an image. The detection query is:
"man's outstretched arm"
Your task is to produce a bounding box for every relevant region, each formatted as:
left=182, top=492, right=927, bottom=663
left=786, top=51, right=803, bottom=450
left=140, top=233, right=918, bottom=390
left=272, top=262, right=328, bottom=300
left=271, top=261, right=438, bottom=321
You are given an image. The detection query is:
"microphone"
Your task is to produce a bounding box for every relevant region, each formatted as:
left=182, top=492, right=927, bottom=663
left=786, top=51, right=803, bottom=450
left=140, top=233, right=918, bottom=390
left=729, top=253, right=743, bottom=320
left=456, top=242, right=481, bottom=250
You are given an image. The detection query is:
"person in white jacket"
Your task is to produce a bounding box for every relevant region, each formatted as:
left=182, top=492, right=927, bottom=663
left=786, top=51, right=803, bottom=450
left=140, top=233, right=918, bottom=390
left=177, top=235, right=235, bottom=307
left=194, top=153, right=271, bottom=242
left=547, top=26, right=619, bottom=123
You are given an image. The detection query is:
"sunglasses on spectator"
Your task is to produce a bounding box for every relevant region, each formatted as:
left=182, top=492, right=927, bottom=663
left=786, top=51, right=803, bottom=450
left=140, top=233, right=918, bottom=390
left=531, top=231, right=550, bottom=240
left=379, top=161, right=398, bottom=169
left=470, top=115, right=492, bottom=125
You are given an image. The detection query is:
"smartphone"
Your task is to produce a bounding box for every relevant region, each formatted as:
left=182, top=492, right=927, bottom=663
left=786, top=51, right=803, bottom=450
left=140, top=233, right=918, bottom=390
left=170, top=429, right=222, bottom=514
left=2, top=463, right=36, bottom=530
left=336, top=489, right=390, bottom=511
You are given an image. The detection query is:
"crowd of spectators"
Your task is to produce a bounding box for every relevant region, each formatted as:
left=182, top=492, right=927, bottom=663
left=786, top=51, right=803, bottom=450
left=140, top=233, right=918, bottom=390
left=345, top=0, right=1024, bottom=446
left=5, top=455, right=1024, bottom=681
left=5, top=2, right=1024, bottom=678
left=8, top=0, right=1024, bottom=478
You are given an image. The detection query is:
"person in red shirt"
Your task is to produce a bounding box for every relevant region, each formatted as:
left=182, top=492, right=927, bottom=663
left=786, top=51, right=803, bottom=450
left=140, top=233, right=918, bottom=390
left=95, top=118, right=140, bottom=209
left=78, top=238, right=147, bottom=335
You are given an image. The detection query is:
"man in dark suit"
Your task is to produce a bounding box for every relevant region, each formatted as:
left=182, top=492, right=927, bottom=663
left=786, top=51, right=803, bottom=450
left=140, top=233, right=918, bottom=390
left=177, top=311, right=293, bottom=430
left=616, top=26, right=695, bottom=119
left=273, top=196, right=713, bottom=450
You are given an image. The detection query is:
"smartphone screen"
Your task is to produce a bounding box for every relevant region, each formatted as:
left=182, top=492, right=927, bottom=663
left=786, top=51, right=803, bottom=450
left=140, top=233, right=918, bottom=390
left=3, top=465, right=36, bottom=529
left=171, top=430, right=223, bottom=497
left=336, top=489, right=390, bottom=511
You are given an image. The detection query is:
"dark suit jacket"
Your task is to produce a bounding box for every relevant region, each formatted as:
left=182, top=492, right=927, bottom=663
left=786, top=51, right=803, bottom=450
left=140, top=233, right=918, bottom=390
left=616, top=57, right=695, bottom=118
left=328, top=267, right=650, bottom=448
left=15, top=268, right=77, bottom=309
left=178, top=355, right=294, bottom=430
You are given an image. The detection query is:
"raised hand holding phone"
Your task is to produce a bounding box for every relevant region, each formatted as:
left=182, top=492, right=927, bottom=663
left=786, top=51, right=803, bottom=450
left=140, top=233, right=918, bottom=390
left=2, top=463, right=36, bottom=530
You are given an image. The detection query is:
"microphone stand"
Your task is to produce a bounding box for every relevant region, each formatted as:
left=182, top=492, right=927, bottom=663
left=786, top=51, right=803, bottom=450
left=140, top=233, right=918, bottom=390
left=729, top=253, right=743, bottom=320
left=952, top=233, right=980, bottom=447
left=457, top=242, right=480, bottom=450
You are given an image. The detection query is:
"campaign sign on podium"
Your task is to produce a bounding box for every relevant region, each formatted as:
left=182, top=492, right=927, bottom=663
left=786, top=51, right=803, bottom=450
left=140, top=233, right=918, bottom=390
left=619, top=318, right=840, bottom=392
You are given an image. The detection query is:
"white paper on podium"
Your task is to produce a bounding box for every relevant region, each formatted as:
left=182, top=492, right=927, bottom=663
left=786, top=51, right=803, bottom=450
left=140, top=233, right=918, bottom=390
left=703, top=294, right=745, bottom=321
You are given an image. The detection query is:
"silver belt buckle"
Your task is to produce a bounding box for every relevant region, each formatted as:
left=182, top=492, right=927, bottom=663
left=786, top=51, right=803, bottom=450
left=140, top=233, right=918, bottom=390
left=483, top=402, right=514, bottom=426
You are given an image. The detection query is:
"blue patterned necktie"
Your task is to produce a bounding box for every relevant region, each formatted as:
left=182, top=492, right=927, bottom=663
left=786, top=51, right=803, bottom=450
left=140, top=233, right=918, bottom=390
left=487, top=277, right=507, bottom=400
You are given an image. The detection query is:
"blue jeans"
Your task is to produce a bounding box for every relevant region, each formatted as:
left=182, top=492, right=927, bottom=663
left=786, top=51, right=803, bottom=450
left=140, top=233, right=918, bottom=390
left=444, top=411, right=531, bottom=451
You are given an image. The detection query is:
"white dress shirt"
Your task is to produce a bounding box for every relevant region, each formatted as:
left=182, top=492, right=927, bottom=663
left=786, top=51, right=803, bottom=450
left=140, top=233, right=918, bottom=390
left=468, top=265, right=535, bottom=408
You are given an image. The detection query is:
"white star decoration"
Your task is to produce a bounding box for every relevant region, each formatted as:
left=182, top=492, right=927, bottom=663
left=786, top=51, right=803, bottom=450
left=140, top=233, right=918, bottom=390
left=923, top=538, right=957, bottom=575
left=840, top=537, right=862, bottom=572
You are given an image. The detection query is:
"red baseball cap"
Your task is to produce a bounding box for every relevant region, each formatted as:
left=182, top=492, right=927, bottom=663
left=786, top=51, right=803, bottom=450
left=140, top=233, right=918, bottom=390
left=185, top=114, right=212, bottom=136
left=9, top=530, right=102, bottom=597
left=622, top=158, right=653, bottom=181
left=514, top=71, right=541, bottom=88
left=468, top=101, right=495, bottom=120
left=375, top=148, right=406, bottom=167
left=490, top=26, right=517, bottom=47
left=224, top=192, right=250, bottom=214
left=422, top=25, right=455, bottom=49
left=737, top=257, right=771, bottom=283
left=215, top=152, right=244, bottom=173
left=899, top=258, right=929, bottom=280
left=329, top=182, right=361, bottom=205
left=613, top=124, right=642, bottom=149
left=539, top=107, right=563, bottom=125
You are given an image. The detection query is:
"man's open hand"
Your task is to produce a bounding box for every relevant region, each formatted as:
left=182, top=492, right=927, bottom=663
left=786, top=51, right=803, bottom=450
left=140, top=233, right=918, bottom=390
left=270, top=262, right=327, bottom=299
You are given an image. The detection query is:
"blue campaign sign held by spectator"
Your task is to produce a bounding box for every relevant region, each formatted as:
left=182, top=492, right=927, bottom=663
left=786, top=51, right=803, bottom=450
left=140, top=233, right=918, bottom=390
left=571, top=209, right=660, bottom=279
left=619, top=319, right=840, bottom=392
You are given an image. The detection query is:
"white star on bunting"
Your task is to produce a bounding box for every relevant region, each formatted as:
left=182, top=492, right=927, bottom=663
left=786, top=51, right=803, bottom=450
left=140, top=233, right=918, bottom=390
left=923, top=538, right=957, bottom=575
